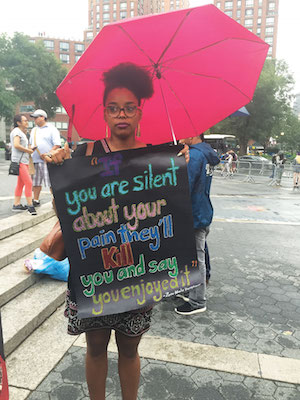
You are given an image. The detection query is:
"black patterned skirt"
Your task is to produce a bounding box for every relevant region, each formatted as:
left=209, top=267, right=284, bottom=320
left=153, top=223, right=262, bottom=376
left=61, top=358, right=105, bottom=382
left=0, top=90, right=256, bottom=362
left=64, top=289, right=153, bottom=337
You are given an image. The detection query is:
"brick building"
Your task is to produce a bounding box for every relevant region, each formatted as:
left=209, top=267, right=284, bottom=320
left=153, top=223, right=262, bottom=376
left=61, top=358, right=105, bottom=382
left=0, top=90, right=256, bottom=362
left=84, top=0, right=189, bottom=45
left=214, top=0, right=279, bottom=58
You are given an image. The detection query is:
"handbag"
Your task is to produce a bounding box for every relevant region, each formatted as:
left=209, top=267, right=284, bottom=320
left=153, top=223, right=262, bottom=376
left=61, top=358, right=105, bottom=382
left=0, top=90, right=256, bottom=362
left=28, top=155, right=35, bottom=175
left=9, top=161, right=20, bottom=175
left=8, top=151, right=24, bottom=176
left=39, top=220, right=67, bottom=261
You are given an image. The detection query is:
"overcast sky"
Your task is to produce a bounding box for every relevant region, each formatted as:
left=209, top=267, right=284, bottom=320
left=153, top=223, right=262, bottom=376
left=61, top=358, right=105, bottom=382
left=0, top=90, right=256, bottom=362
left=1, top=0, right=299, bottom=92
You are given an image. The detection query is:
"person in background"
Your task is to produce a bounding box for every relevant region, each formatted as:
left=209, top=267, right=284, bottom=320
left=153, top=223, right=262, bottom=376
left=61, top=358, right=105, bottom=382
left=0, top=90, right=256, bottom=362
left=10, top=114, right=37, bottom=215
left=175, top=134, right=219, bottom=315
left=29, top=109, right=61, bottom=207
left=270, top=153, right=277, bottom=179
left=292, top=151, right=300, bottom=190
left=275, top=151, right=286, bottom=186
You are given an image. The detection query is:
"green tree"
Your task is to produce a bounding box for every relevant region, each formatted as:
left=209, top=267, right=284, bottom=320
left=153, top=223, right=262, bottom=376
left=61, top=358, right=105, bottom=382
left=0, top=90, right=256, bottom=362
left=0, top=33, right=67, bottom=121
left=212, top=59, right=295, bottom=154
left=276, top=111, right=300, bottom=153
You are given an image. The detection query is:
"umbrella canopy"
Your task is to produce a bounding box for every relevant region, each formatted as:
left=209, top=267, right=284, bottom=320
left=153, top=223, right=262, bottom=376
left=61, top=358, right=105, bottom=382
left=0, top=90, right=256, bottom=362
left=56, top=5, right=268, bottom=145
left=231, top=106, right=250, bottom=117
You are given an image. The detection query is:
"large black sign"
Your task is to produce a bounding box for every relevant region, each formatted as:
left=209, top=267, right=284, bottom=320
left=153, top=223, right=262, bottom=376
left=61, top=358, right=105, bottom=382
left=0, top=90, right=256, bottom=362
left=49, top=144, right=199, bottom=318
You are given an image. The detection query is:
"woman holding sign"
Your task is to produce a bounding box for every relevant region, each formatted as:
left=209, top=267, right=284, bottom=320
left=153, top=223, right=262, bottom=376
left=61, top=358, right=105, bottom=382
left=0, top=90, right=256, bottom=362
left=45, top=63, right=188, bottom=400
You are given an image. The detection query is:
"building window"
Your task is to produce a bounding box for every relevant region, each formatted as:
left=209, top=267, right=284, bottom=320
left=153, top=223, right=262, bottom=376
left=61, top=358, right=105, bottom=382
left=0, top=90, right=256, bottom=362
left=86, top=31, right=93, bottom=39
left=60, top=42, right=69, bottom=52
left=113, top=11, right=117, bottom=19
left=43, top=40, right=54, bottom=49
left=130, top=10, right=134, bottom=16
left=268, top=46, right=273, bottom=55
left=256, top=27, right=261, bottom=35
left=245, top=0, right=254, bottom=6
left=236, top=9, right=241, bottom=18
left=96, top=13, right=100, bottom=21
left=265, top=37, right=273, bottom=45
left=96, top=22, right=100, bottom=29
left=225, top=10, right=232, bottom=17
left=130, top=1, right=134, bottom=8
left=258, top=8, right=262, bottom=16
left=56, top=106, right=67, bottom=114
left=62, top=122, right=68, bottom=130
left=75, top=55, right=81, bottom=62
left=113, top=3, right=117, bottom=10
left=225, top=1, right=233, bottom=9
left=237, top=0, right=241, bottom=7
left=265, top=26, right=274, bottom=34
left=269, top=2, right=275, bottom=10
left=257, top=17, right=262, bottom=25
left=258, top=0, right=263, bottom=5
left=75, top=43, right=84, bottom=53
left=56, top=122, right=62, bottom=129
left=103, top=12, right=110, bottom=20
left=103, top=4, right=110, bottom=11
left=236, top=18, right=240, bottom=24
left=266, top=17, right=275, bottom=25
left=60, top=54, right=70, bottom=63
left=20, top=105, right=34, bottom=113
left=120, top=2, right=127, bottom=9
left=244, top=18, right=253, bottom=27
left=96, top=5, right=100, bottom=12
left=245, top=8, right=253, bottom=16
left=29, top=39, right=35, bottom=44
left=216, top=1, right=221, bottom=8
left=120, top=10, right=127, bottom=18
left=103, top=22, right=110, bottom=26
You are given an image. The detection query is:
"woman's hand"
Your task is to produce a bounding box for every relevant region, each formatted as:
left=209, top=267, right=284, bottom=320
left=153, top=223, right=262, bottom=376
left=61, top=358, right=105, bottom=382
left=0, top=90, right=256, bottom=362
left=44, top=142, right=71, bottom=164
left=177, top=144, right=190, bottom=164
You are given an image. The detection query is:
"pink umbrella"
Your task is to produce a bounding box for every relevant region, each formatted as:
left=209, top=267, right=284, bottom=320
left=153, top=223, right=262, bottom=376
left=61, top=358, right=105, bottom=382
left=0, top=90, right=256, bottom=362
left=57, top=5, right=268, bottom=145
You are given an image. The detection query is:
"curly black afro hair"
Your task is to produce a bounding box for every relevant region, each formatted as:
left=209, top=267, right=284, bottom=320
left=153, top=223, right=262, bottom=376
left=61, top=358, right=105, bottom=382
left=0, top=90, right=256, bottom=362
left=103, top=63, right=154, bottom=106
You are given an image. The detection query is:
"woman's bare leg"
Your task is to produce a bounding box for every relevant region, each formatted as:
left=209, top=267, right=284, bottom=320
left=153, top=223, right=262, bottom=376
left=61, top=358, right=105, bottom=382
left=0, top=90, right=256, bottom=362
left=85, top=328, right=111, bottom=400
left=115, top=331, right=142, bottom=400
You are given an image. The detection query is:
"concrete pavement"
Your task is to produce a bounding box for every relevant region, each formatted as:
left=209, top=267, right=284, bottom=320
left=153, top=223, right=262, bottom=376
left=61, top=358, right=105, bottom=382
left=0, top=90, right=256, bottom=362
left=4, top=170, right=300, bottom=399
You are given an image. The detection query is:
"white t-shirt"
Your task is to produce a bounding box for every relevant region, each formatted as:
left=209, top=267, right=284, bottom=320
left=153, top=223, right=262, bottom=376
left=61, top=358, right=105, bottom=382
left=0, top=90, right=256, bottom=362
left=10, top=127, right=29, bottom=165
left=30, top=123, right=61, bottom=163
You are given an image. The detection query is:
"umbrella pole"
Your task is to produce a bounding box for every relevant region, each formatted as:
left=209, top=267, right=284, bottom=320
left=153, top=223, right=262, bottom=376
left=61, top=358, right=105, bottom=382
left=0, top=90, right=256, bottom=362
left=159, top=81, right=177, bottom=145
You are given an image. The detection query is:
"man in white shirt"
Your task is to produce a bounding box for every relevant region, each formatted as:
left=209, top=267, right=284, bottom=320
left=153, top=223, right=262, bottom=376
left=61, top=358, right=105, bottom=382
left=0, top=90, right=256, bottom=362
left=29, top=109, right=61, bottom=206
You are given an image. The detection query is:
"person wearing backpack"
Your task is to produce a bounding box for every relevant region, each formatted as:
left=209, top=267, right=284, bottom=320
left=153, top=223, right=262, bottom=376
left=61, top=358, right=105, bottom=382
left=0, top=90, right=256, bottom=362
left=175, top=134, right=220, bottom=315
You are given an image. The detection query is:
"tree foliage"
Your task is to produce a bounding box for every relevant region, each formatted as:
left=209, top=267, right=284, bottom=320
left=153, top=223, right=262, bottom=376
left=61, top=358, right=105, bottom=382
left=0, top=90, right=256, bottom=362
left=0, top=33, right=67, bottom=121
left=276, top=111, right=300, bottom=153
left=211, top=59, right=296, bottom=154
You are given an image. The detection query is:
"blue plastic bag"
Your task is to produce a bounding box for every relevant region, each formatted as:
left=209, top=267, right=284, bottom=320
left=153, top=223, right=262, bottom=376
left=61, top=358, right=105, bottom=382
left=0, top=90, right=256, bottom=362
left=24, top=248, right=70, bottom=282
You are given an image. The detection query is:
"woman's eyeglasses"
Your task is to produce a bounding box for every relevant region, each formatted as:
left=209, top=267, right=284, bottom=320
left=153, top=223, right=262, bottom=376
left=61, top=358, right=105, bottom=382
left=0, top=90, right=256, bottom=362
left=105, top=105, right=140, bottom=118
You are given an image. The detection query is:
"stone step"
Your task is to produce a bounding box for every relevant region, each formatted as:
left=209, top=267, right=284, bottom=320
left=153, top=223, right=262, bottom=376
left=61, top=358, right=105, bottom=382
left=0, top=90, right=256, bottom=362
left=7, top=305, right=77, bottom=393
left=0, top=201, right=55, bottom=241
left=2, top=277, right=67, bottom=357
left=0, top=215, right=57, bottom=270
left=0, top=251, right=41, bottom=308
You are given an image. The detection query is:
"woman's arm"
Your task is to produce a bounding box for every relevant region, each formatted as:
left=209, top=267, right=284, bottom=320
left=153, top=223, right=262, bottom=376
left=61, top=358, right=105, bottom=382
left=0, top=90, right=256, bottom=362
left=13, top=136, right=33, bottom=154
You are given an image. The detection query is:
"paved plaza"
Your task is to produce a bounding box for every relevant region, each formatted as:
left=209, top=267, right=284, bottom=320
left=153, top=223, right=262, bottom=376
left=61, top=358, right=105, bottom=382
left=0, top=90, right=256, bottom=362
left=2, top=152, right=300, bottom=399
